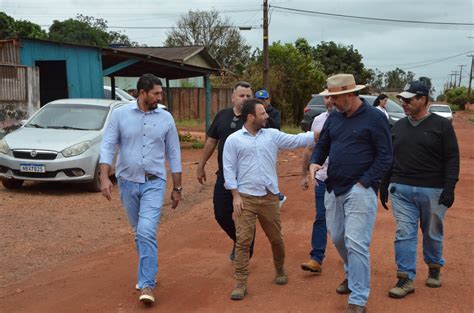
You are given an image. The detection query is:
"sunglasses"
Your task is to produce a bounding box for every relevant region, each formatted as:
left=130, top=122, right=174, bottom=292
left=230, top=116, right=240, bottom=129
left=399, top=97, right=411, bottom=104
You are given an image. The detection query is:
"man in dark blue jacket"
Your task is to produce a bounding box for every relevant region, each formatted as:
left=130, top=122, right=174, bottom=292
left=310, top=74, right=392, bottom=313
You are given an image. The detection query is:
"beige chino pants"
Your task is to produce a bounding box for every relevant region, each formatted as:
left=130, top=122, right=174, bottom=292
left=234, top=192, right=285, bottom=284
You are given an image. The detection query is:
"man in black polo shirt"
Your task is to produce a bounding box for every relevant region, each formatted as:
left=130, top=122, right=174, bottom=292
left=380, top=80, right=460, bottom=299
left=310, top=74, right=392, bottom=313
left=196, top=81, right=254, bottom=261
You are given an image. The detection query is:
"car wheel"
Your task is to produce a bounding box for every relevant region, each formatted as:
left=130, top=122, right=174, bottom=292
left=86, top=164, right=101, bottom=192
left=2, top=178, right=24, bottom=189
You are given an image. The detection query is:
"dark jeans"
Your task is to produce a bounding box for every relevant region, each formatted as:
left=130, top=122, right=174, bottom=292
left=213, top=173, right=255, bottom=254
left=309, top=179, right=327, bottom=264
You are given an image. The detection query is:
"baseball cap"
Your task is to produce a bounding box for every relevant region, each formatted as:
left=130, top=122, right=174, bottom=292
left=397, top=80, right=429, bottom=99
left=255, top=89, right=270, bottom=99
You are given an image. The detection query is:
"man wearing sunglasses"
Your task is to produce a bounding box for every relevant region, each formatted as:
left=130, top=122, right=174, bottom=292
left=197, top=81, right=254, bottom=262
left=380, top=80, right=460, bottom=299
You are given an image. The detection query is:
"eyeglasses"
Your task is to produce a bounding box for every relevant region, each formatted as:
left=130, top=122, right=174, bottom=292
left=230, top=116, right=239, bottom=129
left=399, top=97, right=412, bottom=104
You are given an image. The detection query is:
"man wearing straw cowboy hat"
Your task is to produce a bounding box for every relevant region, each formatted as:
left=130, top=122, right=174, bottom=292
left=309, top=74, right=392, bottom=313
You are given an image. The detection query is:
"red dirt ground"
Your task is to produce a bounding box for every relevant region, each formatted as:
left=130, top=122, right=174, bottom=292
left=0, top=112, right=473, bottom=313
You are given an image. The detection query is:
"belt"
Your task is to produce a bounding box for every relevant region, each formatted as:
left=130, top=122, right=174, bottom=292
left=145, top=173, right=158, bottom=181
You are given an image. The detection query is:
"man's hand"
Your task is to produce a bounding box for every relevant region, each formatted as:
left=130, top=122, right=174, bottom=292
left=438, top=189, right=455, bottom=208
left=196, top=165, right=206, bottom=184
left=300, top=175, right=309, bottom=190
left=171, top=190, right=181, bottom=209
left=309, top=164, right=322, bottom=186
left=379, top=182, right=389, bottom=210
left=100, top=175, right=113, bottom=201
left=232, top=194, right=244, bottom=217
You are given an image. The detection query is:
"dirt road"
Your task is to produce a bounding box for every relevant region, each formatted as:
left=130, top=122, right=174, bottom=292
left=0, top=113, right=473, bottom=313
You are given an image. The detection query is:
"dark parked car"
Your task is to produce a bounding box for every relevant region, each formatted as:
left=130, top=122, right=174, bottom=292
left=300, top=94, right=406, bottom=131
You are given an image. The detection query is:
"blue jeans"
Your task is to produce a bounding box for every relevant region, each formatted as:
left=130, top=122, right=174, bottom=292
left=325, top=184, right=377, bottom=306
left=310, top=179, right=327, bottom=264
left=118, top=177, right=166, bottom=290
left=389, top=183, right=447, bottom=280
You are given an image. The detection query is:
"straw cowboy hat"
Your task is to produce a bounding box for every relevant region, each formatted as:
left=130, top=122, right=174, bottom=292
left=319, top=74, right=366, bottom=96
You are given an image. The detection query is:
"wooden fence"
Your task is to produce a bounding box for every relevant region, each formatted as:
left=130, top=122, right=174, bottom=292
left=0, top=64, right=27, bottom=102
left=162, top=87, right=233, bottom=121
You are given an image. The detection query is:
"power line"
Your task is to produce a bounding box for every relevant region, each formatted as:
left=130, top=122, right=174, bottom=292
left=270, top=5, right=474, bottom=27
left=369, top=50, right=474, bottom=69
left=400, top=50, right=474, bottom=70
left=39, top=24, right=262, bottom=30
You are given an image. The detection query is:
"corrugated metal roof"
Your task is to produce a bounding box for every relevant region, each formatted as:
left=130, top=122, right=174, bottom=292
left=117, top=46, right=220, bottom=70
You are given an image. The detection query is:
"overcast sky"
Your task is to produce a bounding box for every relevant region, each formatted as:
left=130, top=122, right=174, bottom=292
left=2, top=0, right=473, bottom=94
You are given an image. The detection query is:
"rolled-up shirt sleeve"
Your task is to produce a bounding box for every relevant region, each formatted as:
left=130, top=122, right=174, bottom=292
left=272, top=129, right=315, bottom=149
left=100, top=109, right=120, bottom=165
left=165, top=118, right=182, bottom=173
left=223, top=136, right=238, bottom=190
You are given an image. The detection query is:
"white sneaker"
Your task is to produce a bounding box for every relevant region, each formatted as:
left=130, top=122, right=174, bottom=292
left=139, top=287, right=155, bottom=305
left=279, top=196, right=287, bottom=208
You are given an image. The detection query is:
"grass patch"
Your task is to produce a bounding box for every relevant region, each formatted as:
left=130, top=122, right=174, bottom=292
left=281, top=124, right=303, bottom=134
left=179, top=131, right=204, bottom=149
left=469, top=114, right=474, bottom=123
left=449, top=104, right=460, bottom=111
left=175, top=119, right=202, bottom=128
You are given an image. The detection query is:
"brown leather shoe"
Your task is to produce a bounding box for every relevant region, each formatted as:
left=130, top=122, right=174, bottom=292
left=336, top=278, right=351, bottom=294
left=345, top=304, right=366, bottom=313
left=230, top=283, right=248, bottom=300
left=301, top=259, right=322, bottom=273
left=139, top=287, right=155, bottom=305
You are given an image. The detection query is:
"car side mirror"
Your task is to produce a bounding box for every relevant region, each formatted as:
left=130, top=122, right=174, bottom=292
left=20, top=119, right=28, bottom=125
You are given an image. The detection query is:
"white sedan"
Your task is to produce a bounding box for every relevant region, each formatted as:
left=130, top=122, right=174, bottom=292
left=0, top=99, right=127, bottom=191
left=428, top=103, right=453, bottom=122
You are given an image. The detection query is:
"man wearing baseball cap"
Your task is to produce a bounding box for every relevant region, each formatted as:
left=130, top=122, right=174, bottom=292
left=309, top=74, right=392, bottom=313
left=380, top=80, right=460, bottom=299
left=255, top=89, right=281, bottom=130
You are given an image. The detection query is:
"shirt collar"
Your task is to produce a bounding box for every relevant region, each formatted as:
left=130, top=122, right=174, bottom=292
left=133, top=100, right=160, bottom=114
left=242, top=125, right=263, bottom=136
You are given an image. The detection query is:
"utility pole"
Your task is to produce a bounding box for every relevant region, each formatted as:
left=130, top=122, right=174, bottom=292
left=263, top=0, right=269, bottom=90
left=458, top=65, right=466, bottom=87
left=451, top=71, right=459, bottom=88
left=449, top=73, right=456, bottom=88
left=468, top=55, right=474, bottom=105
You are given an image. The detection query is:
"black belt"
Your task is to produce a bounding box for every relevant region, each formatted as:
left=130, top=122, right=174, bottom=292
left=145, top=173, right=158, bottom=181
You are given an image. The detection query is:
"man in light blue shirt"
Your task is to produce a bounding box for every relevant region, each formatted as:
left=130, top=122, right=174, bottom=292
left=223, top=98, right=317, bottom=300
left=99, top=73, right=182, bottom=306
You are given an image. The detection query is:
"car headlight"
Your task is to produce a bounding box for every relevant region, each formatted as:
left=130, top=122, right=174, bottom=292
left=62, top=141, right=90, bottom=158
left=0, top=139, right=10, bottom=154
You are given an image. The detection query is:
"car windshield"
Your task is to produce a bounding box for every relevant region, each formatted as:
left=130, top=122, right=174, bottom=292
left=26, top=104, right=110, bottom=130
left=429, top=105, right=451, bottom=113
left=104, top=87, right=135, bottom=101
left=385, top=99, right=405, bottom=113
left=307, top=96, right=325, bottom=107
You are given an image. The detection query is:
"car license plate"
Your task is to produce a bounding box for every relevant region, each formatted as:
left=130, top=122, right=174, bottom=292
left=20, top=163, right=46, bottom=173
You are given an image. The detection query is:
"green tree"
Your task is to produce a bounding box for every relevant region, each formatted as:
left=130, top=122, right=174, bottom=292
left=14, top=20, right=47, bottom=39
left=385, top=68, right=415, bottom=91
left=164, top=10, right=251, bottom=73
left=445, top=86, right=474, bottom=109
left=0, top=12, right=46, bottom=39
left=0, top=12, right=15, bottom=38
left=313, top=41, right=373, bottom=84
left=243, top=40, right=326, bottom=124
left=49, top=14, right=137, bottom=47
left=367, top=68, right=385, bottom=93
left=419, top=76, right=435, bottom=98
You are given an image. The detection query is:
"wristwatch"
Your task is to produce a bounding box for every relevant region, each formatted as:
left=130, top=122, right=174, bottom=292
left=173, top=186, right=183, bottom=193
